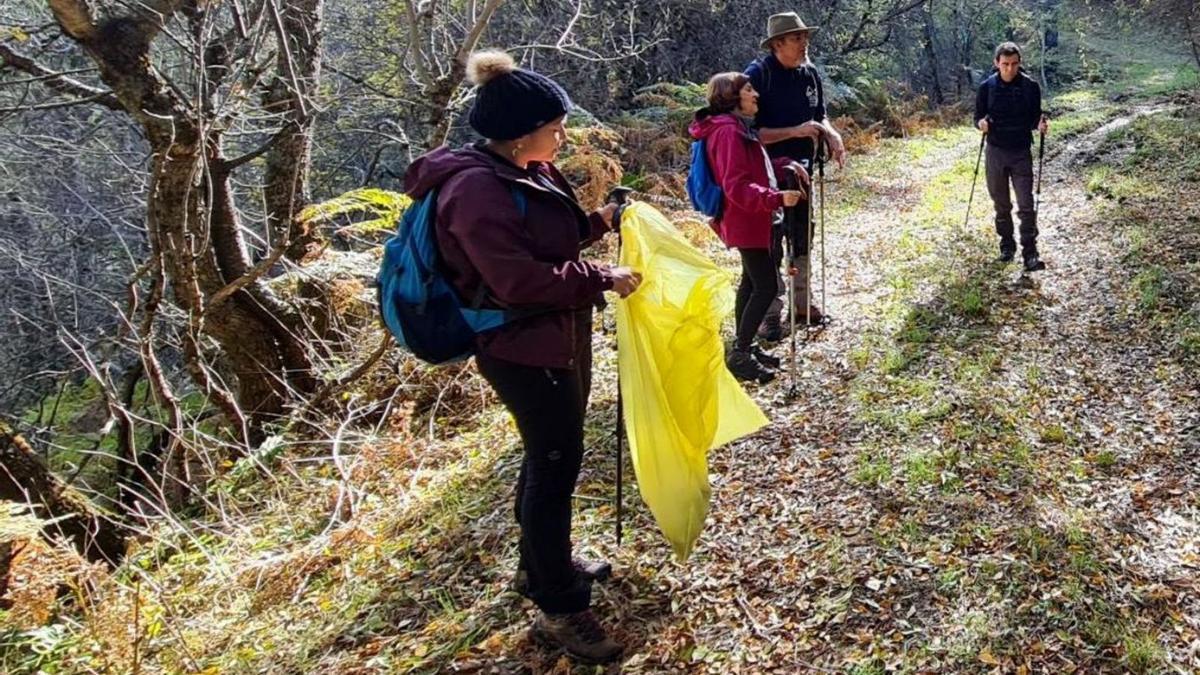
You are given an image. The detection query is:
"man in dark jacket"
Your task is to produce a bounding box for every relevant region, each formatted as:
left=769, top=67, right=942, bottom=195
left=975, top=41, right=1050, bottom=272
left=745, top=11, right=846, bottom=337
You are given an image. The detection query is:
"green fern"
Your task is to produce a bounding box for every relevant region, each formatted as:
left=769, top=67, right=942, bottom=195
left=0, top=502, right=51, bottom=544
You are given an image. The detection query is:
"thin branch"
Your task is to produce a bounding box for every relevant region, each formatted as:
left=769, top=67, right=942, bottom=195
left=220, top=125, right=288, bottom=171
left=840, top=26, right=895, bottom=55
left=402, top=0, right=431, bottom=85
left=266, top=0, right=309, bottom=120
left=304, top=333, right=393, bottom=414
left=0, top=66, right=99, bottom=85
left=0, top=43, right=122, bottom=110
left=454, top=0, right=505, bottom=65
left=325, top=62, right=409, bottom=102
left=555, top=0, right=586, bottom=50
left=202, top=218, right=294, bottom=315
left=508, top=38, right=669, bottom=63
left=0, top=91, right=115, bottom=114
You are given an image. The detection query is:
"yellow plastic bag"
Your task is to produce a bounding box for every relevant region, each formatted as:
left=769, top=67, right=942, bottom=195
left=615, top=202, right=769, bottom=560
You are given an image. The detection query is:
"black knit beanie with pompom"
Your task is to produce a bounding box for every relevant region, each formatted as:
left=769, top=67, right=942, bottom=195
left=466, top=50, right=571, bottom=141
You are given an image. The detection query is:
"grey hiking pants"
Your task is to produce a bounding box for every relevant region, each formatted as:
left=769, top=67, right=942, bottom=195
left=763, top=171, right=814, bottom=328
left=985, top=143, right=1037, bottom=253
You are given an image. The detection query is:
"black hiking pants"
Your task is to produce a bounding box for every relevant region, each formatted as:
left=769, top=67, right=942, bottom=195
left=734, top=248, right=778, bottom=350
left=476, top=351, right=591, bottom=615
left=985, top=143, right=1038, bottom=254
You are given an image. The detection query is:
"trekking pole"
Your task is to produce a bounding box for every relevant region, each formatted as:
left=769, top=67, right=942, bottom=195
left=606, top=185, right=633, bottom=545
left=784, top=219, right=797, bottom=398
left=817, top=135, right=828, bottom=325
left=804, top=143, right=817, bottom=334
left=963, top=129, right=987, bottom=233
left=1034, top=119, right=1046, bottom=215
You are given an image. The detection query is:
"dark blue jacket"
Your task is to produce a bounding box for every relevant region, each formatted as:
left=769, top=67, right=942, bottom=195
left=744, top=55, right=827, bottom=162
left=974, top=71, right=1043, bottom=150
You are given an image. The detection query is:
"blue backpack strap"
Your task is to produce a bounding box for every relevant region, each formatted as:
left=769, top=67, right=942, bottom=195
left=509, top=184, right=527, bottom=216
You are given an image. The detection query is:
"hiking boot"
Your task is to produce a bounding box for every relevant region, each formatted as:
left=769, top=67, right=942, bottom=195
left=751, top=345, right=780, bottom=369
left=757, top=318, right=787, bottom=342
left=727, top=348, right=775, bottom=384
left=999, top=239, right=1017, bottom=263
left=531, top=609, right=624, bottom=664
left=511, top=558, right=612, bottom=597
left=1023, top=253, right=1046, bottom=272
left=789, top=304, right=825, bottom=326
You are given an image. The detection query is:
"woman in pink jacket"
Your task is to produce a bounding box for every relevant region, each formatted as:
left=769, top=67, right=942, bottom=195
left=689, top=72, right=807, bottom=383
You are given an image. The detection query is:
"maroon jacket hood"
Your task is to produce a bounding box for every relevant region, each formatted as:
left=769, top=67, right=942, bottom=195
left=403, top=143, right=526, bottom=198
left=688, top=108, right=753, bottom=142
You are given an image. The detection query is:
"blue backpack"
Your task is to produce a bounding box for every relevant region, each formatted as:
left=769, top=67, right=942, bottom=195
left=686, top=139, right=724, bottom=218
left=377, top=186, right=528, bottom=364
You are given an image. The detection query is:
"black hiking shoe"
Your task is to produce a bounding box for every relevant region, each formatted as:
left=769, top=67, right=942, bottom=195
left=511, top=558, right=612, bottom=597
left=757, top=319, right=787, bottom=342
left=998, top=238, right=1017, bottom=262
left=727, top=348, right=775, bottom=384
left=1023, top=254, right=1046, bottom=272
left=531, top=609, right=624, bottom=664
left=751, top=345, right=781, bottom=369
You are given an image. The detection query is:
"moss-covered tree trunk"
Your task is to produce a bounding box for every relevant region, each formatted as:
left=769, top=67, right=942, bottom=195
left=0, top=423, right=126, bottom=565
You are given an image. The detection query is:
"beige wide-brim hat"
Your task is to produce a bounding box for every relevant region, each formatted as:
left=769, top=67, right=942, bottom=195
left=761, top=11, right=819, bottom=49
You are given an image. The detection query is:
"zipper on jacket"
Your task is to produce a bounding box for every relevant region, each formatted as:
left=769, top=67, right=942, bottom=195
left=567, top=313, right=576, bottom=368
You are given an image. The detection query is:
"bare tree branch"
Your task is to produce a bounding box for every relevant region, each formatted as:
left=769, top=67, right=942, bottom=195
left=0, top=43, right=122, bottom=110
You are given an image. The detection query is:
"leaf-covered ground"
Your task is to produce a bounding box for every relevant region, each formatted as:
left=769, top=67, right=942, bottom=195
left=9, top=28, right=1200, bottom=675
left=338, top=88, right=1199, bottom=672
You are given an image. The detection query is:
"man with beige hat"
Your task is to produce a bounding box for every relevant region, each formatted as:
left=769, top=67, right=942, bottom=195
left=746, top=11, right=845, bottom=338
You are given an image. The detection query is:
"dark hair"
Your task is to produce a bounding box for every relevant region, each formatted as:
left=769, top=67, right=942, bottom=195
left=706, top=72, right=750, bottom=114
left=994, top=42, right=1021, bottom=60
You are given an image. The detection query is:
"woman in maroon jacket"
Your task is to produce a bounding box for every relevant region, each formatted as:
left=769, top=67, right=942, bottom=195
left=402, top=51, right=639, bottom=664
left=689, top=72, right=807, bottom=383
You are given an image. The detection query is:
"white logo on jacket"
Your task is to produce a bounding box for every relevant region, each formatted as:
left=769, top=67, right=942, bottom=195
left=806, top=84, right=819, bottom=109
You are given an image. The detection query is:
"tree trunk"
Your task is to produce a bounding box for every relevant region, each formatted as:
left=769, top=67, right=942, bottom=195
left=1186, top=10, right=1200, bottom=76
left=151, top=146, right=314, bottom=438
left=0, top=423, right=127, bottom=565
left=264, top=0, right=325, bottom=262
left=47, top=0, right=318, bottom=443
left=923, top=0, right=945, bottom=106
left=424, top=69, right=466, bottom=150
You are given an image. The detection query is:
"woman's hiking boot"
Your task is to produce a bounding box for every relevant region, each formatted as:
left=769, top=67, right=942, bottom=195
left=1023, top=251, right=1046, bottom=272
left=727, top=348, right=775, bottom=384
left=751, top=345, right=780, bottom=369
left=531, top=609, right=624, bottom=664
left=793, top=304, right=825, bottom=326
left=511, top=558, right=611, bottom=597
left=757, top=315, right=787, bottom=342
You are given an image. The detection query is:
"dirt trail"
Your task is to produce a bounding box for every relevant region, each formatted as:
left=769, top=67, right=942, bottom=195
left=430, top=100, right=1200, bottom=672
left=593, top=101, right=1198, bottom=671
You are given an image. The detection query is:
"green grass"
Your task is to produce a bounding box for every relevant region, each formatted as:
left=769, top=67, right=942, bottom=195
left=901, top=451, right=939, bottom=487
left=1091, top=449, right=1118, bottom=469
left=854, top=451, right=893, bottom=486
left=1039, top=424, right=1068, bottom=444
left=1123, top=631, right=1167, bottom=674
